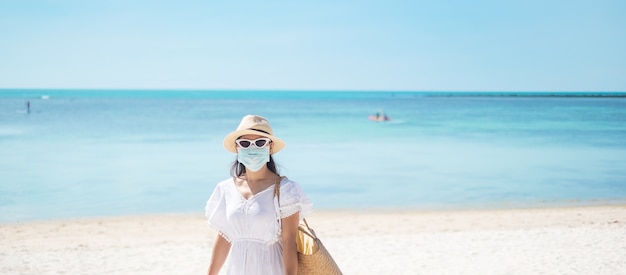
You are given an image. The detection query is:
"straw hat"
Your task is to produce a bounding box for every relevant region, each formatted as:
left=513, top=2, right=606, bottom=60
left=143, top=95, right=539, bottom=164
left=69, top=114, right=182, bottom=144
left=223, top=115, right=286, bottom=154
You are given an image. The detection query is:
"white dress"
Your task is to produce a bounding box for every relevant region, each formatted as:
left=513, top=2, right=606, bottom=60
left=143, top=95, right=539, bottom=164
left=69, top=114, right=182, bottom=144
left=205, top=177, right=313, bottom=275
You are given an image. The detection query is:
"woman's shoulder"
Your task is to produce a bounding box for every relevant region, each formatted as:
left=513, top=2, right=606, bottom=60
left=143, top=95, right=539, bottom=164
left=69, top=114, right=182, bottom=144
left=277, top=176, right=313, bottom=218
left=206, top=178, right=234, bottom=213
left=217, top=177, right=234, bottom=186
left=278, top=177, right=310, bottom=198
left=210, top=178, right=234, bottom=193
left=279, top=176, right=301, bottom=189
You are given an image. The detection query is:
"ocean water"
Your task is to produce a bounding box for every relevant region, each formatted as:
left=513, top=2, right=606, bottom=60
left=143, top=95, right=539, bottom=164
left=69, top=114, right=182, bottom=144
left=1, top=90, right=626, bottom=222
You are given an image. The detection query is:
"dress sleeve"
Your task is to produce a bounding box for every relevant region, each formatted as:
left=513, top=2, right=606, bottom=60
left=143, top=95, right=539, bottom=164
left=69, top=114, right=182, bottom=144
left=278, top=179, right=313, bottom=220
left=204, top=182, right=231, bottom=242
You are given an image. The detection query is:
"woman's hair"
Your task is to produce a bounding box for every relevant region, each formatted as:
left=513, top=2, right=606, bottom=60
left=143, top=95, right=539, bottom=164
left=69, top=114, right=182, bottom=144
left=230, top=155, right=279, bottom=177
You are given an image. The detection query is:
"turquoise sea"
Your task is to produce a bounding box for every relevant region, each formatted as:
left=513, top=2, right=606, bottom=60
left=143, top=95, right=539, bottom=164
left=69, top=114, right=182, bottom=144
left=1, top=90, right=626, bottom=222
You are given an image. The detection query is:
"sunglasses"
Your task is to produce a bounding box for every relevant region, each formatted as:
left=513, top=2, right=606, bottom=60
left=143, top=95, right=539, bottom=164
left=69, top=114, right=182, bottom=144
left=235, top=138, right=272, bottom=149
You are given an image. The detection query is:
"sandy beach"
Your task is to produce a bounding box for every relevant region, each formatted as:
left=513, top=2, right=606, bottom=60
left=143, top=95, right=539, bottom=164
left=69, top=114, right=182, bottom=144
left=1, top=205, right=625, bottom=275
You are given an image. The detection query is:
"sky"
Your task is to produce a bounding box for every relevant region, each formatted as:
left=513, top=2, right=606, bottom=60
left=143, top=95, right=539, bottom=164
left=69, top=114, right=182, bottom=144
left=0, top=0, right=625, bottom=91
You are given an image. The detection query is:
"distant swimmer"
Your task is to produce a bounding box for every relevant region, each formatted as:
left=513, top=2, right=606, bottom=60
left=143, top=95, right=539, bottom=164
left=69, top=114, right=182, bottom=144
left=369, top=109, right=391, bottom=122
left=26, top=101, right=30, bottom=114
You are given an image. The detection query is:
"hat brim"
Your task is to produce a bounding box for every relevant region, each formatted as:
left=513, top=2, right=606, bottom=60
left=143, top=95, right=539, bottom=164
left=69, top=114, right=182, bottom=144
left=223, top=129, right=286, bottom=154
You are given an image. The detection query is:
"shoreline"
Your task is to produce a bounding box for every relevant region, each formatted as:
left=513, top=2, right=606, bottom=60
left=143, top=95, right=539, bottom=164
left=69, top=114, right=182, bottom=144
left=4, top=198, right=626, bottom=225
left=2, top=204, right=625, bottom=274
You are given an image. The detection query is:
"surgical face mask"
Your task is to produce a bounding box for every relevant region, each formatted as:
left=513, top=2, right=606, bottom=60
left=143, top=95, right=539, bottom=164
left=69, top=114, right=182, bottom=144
left=237, top=146, right=270, bottom=172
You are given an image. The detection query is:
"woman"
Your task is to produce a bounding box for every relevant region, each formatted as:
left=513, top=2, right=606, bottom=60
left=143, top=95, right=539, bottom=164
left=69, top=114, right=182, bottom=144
left=205, top=115, right=313, bottom=275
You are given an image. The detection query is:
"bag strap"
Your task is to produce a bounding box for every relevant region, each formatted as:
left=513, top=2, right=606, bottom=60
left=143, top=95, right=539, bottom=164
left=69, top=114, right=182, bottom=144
left=302, top=218, right=312, bottom=230
left=273, top=176, right=286, bottom=229
left=298, top=224, right=317, bottom=239
left=273, top=176, right=285, bottom=202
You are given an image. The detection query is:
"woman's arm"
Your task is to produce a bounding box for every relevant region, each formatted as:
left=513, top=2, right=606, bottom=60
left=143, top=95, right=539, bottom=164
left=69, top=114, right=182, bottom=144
left=281, top=212, right=300, bottom=275
left=207, top=234, right=231, bottom=275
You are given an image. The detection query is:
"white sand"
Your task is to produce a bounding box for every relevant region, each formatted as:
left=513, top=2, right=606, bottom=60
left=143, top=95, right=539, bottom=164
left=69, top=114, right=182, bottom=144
left=1, top=205, right=625, bottom=275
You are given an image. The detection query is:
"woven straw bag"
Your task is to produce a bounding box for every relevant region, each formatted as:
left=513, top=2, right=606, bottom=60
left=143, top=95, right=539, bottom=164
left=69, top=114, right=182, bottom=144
left=295, top=219, right=343, bottom=275
left=274, top=177, right=343, bottom=275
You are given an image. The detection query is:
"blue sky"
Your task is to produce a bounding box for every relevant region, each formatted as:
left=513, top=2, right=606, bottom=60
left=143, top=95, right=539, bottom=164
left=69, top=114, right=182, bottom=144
left=1, top=0, right=624, bottom=91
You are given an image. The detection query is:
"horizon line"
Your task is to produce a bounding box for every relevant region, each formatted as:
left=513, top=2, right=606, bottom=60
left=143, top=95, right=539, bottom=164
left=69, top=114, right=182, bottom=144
left=2, top=89, right=626, bottom=99
left=1, top=88, right=625, bottom=93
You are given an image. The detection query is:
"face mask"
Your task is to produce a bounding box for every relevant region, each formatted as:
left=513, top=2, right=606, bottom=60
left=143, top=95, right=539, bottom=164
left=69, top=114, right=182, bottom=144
left=237, top=146, right=270, bottom=172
